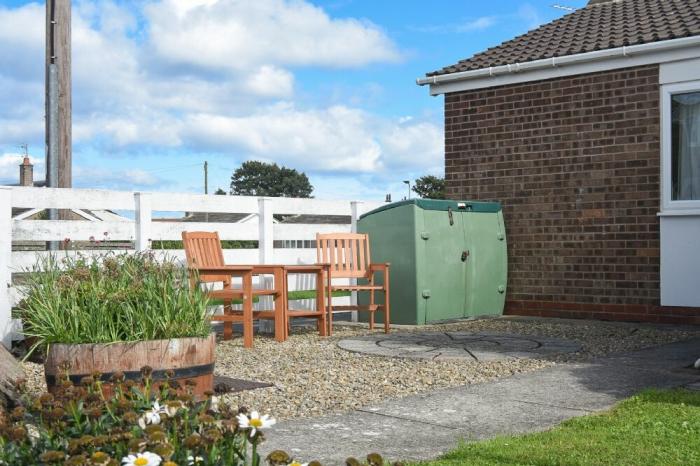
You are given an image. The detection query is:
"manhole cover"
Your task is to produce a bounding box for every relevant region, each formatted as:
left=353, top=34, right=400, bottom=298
left=338, top=331, right=581, bottom=361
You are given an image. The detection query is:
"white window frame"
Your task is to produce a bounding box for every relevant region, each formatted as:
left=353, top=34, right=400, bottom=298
left=661, top=80, right=700, bottom=212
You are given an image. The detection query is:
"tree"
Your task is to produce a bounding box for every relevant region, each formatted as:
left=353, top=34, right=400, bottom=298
left=214, top=188, right=227, bottom=195
left=230, top=161, right=313, bottom=198
left=412, top=175, right=446, bottom=199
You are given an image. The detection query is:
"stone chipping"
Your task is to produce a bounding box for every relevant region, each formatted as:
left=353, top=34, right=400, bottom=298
left=19, top=317, right=700, bottom=421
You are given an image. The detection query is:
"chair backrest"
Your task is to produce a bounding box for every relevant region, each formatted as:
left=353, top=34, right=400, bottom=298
left=316, top=233, right=371, bottom=279
left=181, top=231, right=228, bottom=284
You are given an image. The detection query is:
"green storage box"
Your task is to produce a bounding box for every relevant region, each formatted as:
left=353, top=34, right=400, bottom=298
left=357, top=199, right=507, bottom=325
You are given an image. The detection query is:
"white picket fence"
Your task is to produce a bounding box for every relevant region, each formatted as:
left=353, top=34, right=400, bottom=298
left=0, top=186, right=383, bottom=348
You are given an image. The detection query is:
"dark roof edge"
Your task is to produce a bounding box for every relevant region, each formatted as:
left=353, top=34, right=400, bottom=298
left=417, top=35, right=700, bottom=88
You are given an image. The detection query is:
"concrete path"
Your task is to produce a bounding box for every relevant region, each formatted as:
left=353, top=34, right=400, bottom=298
left=264, top=337, right=700, bottom=465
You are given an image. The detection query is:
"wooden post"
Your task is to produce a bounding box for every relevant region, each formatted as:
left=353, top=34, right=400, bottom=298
left=134, top=192, right=152, bottom=251
left=0, top=188, right=13, bottom=349
left=258, top=198, right=273, bottom=264
left=46, top=0, right=72, bottom=190
left=257, top=198, right=274, bottom=332
left=350, top=201, right=363, bottom=322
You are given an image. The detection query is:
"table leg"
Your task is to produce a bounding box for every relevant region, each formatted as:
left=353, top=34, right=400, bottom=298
left=242, top=271, right=254, bottom=349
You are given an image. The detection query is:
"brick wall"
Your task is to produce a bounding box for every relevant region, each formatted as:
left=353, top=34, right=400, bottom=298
left=445, top=64, right=698, bottom=324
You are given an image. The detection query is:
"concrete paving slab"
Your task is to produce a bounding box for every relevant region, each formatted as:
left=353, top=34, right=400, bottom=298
left=461, top=362, right=698, bottom=411
left=261, top=335, right=700, bottom=465
left=603, top=337, right=700, bottom=371
left=263, top=409, right=461, bottom=464
left=360, top=392, right=590, bottom=433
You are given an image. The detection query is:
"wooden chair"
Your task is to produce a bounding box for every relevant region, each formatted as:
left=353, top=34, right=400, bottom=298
left=182, top=231, right=285, bottom=348
left=316, top=233, right=390, bottom=335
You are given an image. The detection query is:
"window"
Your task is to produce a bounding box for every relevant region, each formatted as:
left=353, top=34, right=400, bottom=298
left=662, top=82, right=700, bottom=210
left=671, top=92, right=700, bottom=200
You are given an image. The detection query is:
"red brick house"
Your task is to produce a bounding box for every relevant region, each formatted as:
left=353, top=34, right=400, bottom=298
left=418, top=0, right=700, bottom=324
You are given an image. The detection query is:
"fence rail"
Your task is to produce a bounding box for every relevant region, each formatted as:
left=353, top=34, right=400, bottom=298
left=0, top=186, right=382, bottom=347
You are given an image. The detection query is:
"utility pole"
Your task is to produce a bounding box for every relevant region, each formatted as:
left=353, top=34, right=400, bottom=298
left=204, top=161, right=208, bottom=194
left=204, top=161, right=209, bottom=223
left=46, top=0, right=71, bottom=193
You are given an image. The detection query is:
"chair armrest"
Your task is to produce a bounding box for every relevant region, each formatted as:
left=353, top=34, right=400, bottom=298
left=369, top=263, right=390, bottom=272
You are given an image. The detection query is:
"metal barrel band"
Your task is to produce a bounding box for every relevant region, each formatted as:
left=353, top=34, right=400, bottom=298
left=45, top=363, right=215, bottom=386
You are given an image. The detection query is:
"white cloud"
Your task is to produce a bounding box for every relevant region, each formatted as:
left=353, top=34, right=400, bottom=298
left=457, top=16, right=497, bottom=32
left=73, top=166, right=163, bottom=189
left=145, top=0, right=401, bottom=72
left=0, top=153, right=44, bottom=184
left=0, top=0, right=440, bottom=195
left=518, top=4, right=544, bottom=30
left=182, top=104, right=442, bottom=173
left=245, top=65, right=294, bottom=98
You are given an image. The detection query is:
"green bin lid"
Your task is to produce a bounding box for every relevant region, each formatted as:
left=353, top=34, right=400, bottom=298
left=359, top=199, right=501, bottom=219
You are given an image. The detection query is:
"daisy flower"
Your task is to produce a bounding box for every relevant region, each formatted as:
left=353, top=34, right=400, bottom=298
left=121, top=451, right=162, bottom=466
left=138, top=401, right=164, bottom=429
left=236, top=411, right=276, bottom=437
left=188, top=455, right=204, bottom=465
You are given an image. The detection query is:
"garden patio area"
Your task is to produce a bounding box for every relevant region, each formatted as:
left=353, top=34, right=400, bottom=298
left=20, top=316, right=700, bottom=421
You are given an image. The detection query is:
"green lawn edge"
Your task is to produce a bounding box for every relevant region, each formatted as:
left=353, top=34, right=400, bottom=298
left=415, top=389, right=700, bottom=466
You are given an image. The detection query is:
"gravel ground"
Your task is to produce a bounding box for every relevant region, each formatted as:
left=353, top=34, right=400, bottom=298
left=19, top=317, right=700, bottom=421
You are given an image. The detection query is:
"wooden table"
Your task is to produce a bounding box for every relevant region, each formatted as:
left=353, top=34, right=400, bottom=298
left=193, top=264, right=330, bottom=345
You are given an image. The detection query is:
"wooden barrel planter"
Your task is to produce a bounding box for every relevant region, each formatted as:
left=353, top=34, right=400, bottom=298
left=44, top=333, right=215, bottom=397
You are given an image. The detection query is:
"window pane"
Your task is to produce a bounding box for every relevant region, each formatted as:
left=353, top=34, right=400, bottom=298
left=671, top=92, right=700, bottom=200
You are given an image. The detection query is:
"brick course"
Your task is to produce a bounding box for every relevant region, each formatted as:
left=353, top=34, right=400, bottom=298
left=445, top=64, right=699, bottom=324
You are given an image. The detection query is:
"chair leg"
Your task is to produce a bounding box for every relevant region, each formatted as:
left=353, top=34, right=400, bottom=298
left=369, top=277, right=375, bottom=331
left=273, top=269, right=286, bottom=343
left=223, top=300, right=233, bottom=340
left=242, top=272, right=254, bottom=349
left=384, top=267, right=391, bottom=334
left=326, top=270, right=333, bottom=336
left=316, top=269, right=327, bottom=337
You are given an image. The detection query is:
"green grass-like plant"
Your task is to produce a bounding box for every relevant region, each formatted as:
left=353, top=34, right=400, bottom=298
left=18, top=253, right=211, bottom=353
left=417, top=389, right=700, bottom=466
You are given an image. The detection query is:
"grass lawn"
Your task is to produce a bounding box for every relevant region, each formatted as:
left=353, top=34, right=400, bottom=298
left=419, top=389, right=700, bottom=466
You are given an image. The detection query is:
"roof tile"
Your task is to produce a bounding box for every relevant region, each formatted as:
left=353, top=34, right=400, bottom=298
left=427, top=0, right=700, bottom=76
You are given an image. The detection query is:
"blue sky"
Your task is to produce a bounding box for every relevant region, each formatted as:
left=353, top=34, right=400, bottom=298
left=0, top=0, right=584, bottom=200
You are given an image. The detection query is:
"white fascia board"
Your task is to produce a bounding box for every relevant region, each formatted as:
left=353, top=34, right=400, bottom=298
left=420, top=37, right=700, bottom=95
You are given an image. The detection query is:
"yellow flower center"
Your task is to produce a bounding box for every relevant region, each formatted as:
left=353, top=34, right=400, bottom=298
left=250, top=418, right=263, bottom=428
left=135, top=458, right=149, bottom=466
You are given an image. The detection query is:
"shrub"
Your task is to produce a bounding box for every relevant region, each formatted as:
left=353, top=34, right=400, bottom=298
left=0, top=369, right=397, bottom=466
left=0, top=368, right=283, bottom=465
left=17, top=252, right=211, bottom=354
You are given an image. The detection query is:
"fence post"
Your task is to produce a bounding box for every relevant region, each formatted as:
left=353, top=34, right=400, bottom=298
left=134, top=192, right=152, bottom=252
left=351, top=201, right=363, bottom=234
left=350, top=201, right=364, bottom=322
left=258, top=198, right=273, bottom=264
left=0, top=188, right=12, bottom=348
left=257, top=198, right=274, bottom=333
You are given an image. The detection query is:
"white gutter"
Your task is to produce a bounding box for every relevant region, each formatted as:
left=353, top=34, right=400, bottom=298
left=416, top=35, right=700, bottom=86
